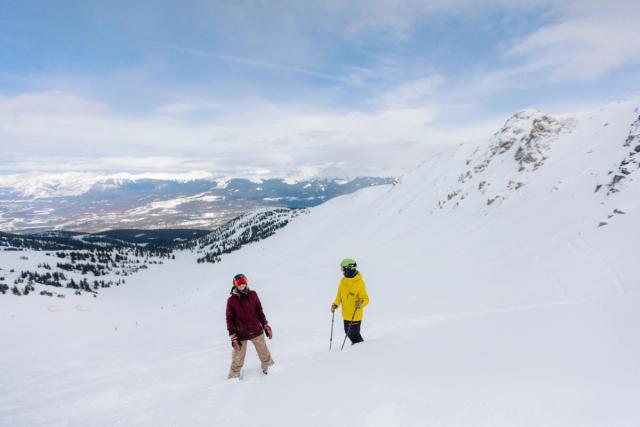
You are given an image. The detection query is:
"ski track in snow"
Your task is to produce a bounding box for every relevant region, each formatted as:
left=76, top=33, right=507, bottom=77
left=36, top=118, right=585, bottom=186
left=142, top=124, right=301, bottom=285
left=402, top=293, right=611, bottom=331
left=570, top=235, right=628, bottom=296
left=506, top=218, right=626, bottom=299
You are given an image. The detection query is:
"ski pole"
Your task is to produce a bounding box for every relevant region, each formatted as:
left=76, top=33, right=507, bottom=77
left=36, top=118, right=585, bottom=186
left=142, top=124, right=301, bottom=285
left=341, top=305, right=359, bottom=351
left=329, top=311, right=335, bottom=350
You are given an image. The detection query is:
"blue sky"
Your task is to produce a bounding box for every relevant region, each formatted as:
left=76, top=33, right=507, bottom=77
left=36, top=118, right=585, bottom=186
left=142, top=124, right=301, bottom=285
left=1, top=0, right=639, bottom=178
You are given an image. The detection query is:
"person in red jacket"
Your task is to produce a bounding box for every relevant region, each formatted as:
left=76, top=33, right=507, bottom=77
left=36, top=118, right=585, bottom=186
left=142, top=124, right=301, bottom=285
left=226, top=273, right=274, bottom=379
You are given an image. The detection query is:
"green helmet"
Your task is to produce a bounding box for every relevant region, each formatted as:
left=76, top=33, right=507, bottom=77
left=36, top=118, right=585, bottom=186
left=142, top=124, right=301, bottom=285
left=340, top=258, right=357, bottom=269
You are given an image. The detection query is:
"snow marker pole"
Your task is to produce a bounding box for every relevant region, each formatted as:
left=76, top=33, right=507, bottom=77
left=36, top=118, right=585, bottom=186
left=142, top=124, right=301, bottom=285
left=330, top=311, right=335, bottom=350
left=341, top=305, right=359, bottom=351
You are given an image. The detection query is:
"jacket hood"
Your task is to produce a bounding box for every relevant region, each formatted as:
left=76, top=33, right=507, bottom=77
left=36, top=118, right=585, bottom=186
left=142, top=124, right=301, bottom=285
left=343, top=268, right=358, bottom=278
left=230, top=286, right=251, bottom=297
left=342, top=271, right=362, bottom=284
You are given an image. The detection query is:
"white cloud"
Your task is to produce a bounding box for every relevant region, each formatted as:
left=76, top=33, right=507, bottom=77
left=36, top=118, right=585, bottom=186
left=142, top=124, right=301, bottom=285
left=380, top=75, right=446, bottom=108
left=507, top=2, right=640, bottom=81
left=168, top=45, right=350, bottom=84
left=155, top=102, right=222, bottom=115
left=0, top=91, right=107, bottom=114
left=325, top=0, right=640, bottom=84
left=0, top=90, right=498, bottom=178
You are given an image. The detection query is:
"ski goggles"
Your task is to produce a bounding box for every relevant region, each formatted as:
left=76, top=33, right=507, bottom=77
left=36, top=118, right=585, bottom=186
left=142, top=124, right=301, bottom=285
left=233, top=274, right=248, bottom=287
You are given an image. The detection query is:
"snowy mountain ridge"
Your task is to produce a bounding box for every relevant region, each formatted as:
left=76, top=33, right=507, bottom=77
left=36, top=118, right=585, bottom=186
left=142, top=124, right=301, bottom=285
left=388, top=103, right=640, bottom=233
left=0, top=171, right=388, bottom=199
left=187, top=208, right=305, bottom=264
left=437, top=109, right=574, bottom=210
left=0, top=171, right=215, bottom=199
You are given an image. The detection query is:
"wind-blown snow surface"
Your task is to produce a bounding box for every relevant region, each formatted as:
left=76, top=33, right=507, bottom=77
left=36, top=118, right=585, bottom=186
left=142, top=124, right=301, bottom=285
left=2, top=101, right=640, bottom=426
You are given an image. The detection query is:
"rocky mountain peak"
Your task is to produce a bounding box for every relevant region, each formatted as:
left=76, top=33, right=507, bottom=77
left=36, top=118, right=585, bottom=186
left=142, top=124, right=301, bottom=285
left=437, top=110, right=575, bottom=210
left=491, top=110, right=574, bottom=171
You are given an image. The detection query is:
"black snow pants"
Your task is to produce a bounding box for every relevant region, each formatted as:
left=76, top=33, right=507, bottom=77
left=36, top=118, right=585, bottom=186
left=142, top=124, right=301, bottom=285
left=343, top=320, right=364, bottom=344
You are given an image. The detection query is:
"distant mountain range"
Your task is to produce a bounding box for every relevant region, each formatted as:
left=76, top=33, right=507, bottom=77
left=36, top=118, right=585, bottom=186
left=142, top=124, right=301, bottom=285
left=0, top=176, right=393, bottom=232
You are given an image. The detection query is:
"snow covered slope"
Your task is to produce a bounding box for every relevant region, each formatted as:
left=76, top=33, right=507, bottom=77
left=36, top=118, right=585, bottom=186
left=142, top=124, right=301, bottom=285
left=185, top=207, right=306, bottom=263
left=1, top=101, right=639, bottom=426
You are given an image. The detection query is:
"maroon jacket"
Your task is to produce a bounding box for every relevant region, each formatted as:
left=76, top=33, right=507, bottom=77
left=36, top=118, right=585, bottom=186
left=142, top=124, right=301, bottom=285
left=226, top=287, right=269, bottom=341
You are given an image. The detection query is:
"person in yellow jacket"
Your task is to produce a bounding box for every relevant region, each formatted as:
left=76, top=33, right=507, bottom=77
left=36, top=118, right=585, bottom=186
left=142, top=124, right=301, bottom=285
left=331, top=258, right=369, bottom=344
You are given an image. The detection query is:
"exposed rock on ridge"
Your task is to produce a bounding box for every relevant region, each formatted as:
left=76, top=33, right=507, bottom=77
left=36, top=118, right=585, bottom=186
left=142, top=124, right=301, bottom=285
left=440, top=110, right=574, bottom=209
left=601, top=113, right=640, bottom=195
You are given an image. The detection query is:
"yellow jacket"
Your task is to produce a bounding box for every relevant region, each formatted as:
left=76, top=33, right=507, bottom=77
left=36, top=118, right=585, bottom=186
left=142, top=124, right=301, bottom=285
left=333, top=272, right=369, bottom=321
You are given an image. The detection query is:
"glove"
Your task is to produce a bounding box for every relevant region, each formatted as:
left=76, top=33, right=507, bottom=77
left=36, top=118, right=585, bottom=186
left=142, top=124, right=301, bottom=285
left=264, top=324, right=273, bottom=339
left=230, top=334, right=241, bottom=350
left=331, top=303, right=338, bottom=312
left=355, top=300, right=363, bottom=309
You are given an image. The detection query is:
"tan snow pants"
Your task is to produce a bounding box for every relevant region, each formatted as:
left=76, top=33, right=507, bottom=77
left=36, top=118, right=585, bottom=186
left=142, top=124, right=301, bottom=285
left=228, top=334, right=275, bottom=379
